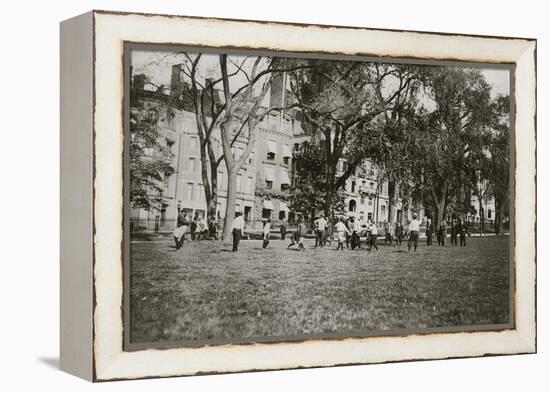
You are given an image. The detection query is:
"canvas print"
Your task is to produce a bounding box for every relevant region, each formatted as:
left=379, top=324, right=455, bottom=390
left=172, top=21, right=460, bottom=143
left=125, top=46, right=513, bottom=348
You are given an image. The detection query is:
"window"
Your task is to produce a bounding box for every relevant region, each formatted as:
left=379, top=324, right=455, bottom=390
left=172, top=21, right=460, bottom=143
left=247, top=177, right=253, bottom=194
left=264, top=166, right=275, bottom=190
left=197, top=183, right=203, bottom=201
left=368, top=198, right=373, bottom=206
left=488, top=209, right=492, bottom=219
left=349, top=200, right=357, bottom=212
left=280, top=169, right=290, bottom=191
left=189, top=136, right=198, bottom=149
left=360, top=196, right=366, bottom=205
left=266, top=140, right=277, bottom=160
left=236, top=174, right=242, bottom=193
left=381, top=205, right=386, bottom=216
left=186, top=183, right=194, bottom=201
left=218, top=171, right=224, bottom=190
left=188, top=157, right=196, bottom=172
left=351, top=181, right=356, bottom=193
left=368, top=213, right=373, bottom=220
left=248, top=151, right=255, bottom=165
left=279, top=210, right=286, bottom=220
left=236, top=146, right=244, bottom=160
left=282, top=144, right=291, bottom=165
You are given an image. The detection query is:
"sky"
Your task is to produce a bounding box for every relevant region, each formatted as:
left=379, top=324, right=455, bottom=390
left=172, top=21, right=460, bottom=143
left=131, top=50, right=511, bottom=99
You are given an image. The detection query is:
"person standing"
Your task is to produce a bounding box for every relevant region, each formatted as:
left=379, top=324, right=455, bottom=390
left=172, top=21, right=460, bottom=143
left=262, top=218, right=271, bottom=248
left=296, top=217, right=306, bottom=251
left=458, top=218, right=467, bottom=247
left=350, top=217, right=361, bottom=250
left=325, top=219, right=333, bottom=247
left=335, top=217, right=350, bottom=251
left=280, top=219, right=287, bottom=241
left=315, top=214, right=327, bottom=247
left=395, top=221, right=403, bottom=247
left=190, top=215, right=198, bottom=241
left=450, top=219, right=458, bottom=246
left=345, top=218, right=353, bottom=249
left=368, top=220, right=379, bottom=252
left=426, top=218, right=433, bottom=246
left=231, top=212, right=245, bottom=252
left=407, top=213, right=421, bottom=252
left=173, top=210, right=190, bottom=249
left=384, top=222, right=391, bottom=246
left=437, top=219, right=447, bottom=246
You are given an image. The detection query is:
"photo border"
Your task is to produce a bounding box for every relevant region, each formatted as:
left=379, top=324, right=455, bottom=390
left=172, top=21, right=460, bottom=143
left=123, top=42, right=516, bottom=351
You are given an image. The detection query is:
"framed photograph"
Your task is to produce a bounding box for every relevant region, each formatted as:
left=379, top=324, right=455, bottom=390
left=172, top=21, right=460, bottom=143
left=60, top=10, right=536, bottom=381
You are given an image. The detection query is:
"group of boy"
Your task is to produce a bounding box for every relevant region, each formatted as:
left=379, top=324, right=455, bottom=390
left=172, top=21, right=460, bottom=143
left=172, top=210, right=219, bottom=250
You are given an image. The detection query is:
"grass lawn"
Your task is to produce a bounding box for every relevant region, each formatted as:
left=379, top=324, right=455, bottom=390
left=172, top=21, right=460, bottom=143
left=129, top=235, right=511, bottom=344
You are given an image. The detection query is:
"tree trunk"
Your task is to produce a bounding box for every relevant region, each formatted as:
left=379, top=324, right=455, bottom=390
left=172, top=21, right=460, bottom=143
left=434, top=198, right=446, bottom=229
left=387, top=179, right=396, bottom=224
left=222, top=165, right=238, bottom=241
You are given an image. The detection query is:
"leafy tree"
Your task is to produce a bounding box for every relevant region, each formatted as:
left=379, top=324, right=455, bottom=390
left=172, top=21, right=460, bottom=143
left=129, top=103, right=174, bottom=212
left=290, top=140, right=346, bottom=224
left=289, top=60, right=414, bottom=218
left=483, top=95, right=511, bottom=234
left=409, top=67, right=495, bottom=227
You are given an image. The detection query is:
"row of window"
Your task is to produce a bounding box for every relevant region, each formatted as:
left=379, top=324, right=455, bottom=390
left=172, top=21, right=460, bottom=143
left=184, top=135, right=292, bottom=166
left=348, top=179, right=389, bottom=195
left=349, top=200, right=387, bottom=216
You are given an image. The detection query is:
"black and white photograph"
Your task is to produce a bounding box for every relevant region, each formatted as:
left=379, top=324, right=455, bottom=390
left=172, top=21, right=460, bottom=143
left=126, top=47, right=513, bottom=347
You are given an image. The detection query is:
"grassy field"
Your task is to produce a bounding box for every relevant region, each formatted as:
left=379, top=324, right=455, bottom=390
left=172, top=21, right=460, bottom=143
left=129, top=235, right=511, bottom=344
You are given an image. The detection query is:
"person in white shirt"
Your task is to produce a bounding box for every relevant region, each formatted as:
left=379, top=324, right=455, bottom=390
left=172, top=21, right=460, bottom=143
left=407, top=213, right=421, bottom=252
left=231, top=212, right=245, bottom=252
left=334, top=217, right=350, bottom=251
left=314, top=215, right=328, bottom=247
left=350, top=217, right=361, bottom=250
left=262, top=218, right=271, bottom=249
left=367, top=219, right=379, bottom=251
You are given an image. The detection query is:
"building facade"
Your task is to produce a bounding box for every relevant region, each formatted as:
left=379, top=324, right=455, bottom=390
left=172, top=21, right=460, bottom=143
left=130, top=70, right=428, bottom=233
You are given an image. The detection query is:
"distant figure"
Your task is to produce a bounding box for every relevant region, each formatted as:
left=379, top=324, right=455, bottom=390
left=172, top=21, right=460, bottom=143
left=450, top=219, right=458, bottom=246
left=280, top=219, right=287, bottom=241
left=262, top=219, right=271, bottom=248
left=408, top=213, right=421, bottom=252
left=231, top=212, right=245, bottom=252
left=314, top=215, right=327, bottom=247
left=296, top=217, right=306, bottom=251
left=384, top=222, right=393, bottom=246
left=395, top=222, right=404, bottom=247
left=190, top=215, right=198, bottom=240
left=367, top=220, right=379, bottom=252
left=426, top=218, right=433, bottom=246
left=208, top=218, right=219, bottom=240
left=335, top=217, right=350, bottom=251
left=195, top=217, right=208, bottom=240
left=458, top=218, right=467, bottom=247
left=173, top=211, right=190, bottom=249
left=325, top=219, right=334, bottom=246
left=437, top=219, right=447, bottom=246
left=350, top=217, right=361, bottom=250
left=345, top=218, right=353, bottom=249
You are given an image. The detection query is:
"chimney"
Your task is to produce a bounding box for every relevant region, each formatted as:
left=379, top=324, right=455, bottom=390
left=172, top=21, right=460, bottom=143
left=170, top=64, right=182, bottom=95
left=133, top=74, right=146, bottom=90
left=269, top=72, right=284, bottom=108
left=205, top=78, right=221, bottom=107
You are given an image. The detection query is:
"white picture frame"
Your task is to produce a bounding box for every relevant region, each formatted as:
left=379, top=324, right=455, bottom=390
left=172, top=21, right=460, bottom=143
left=60, top=10, right=536, bottom=381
